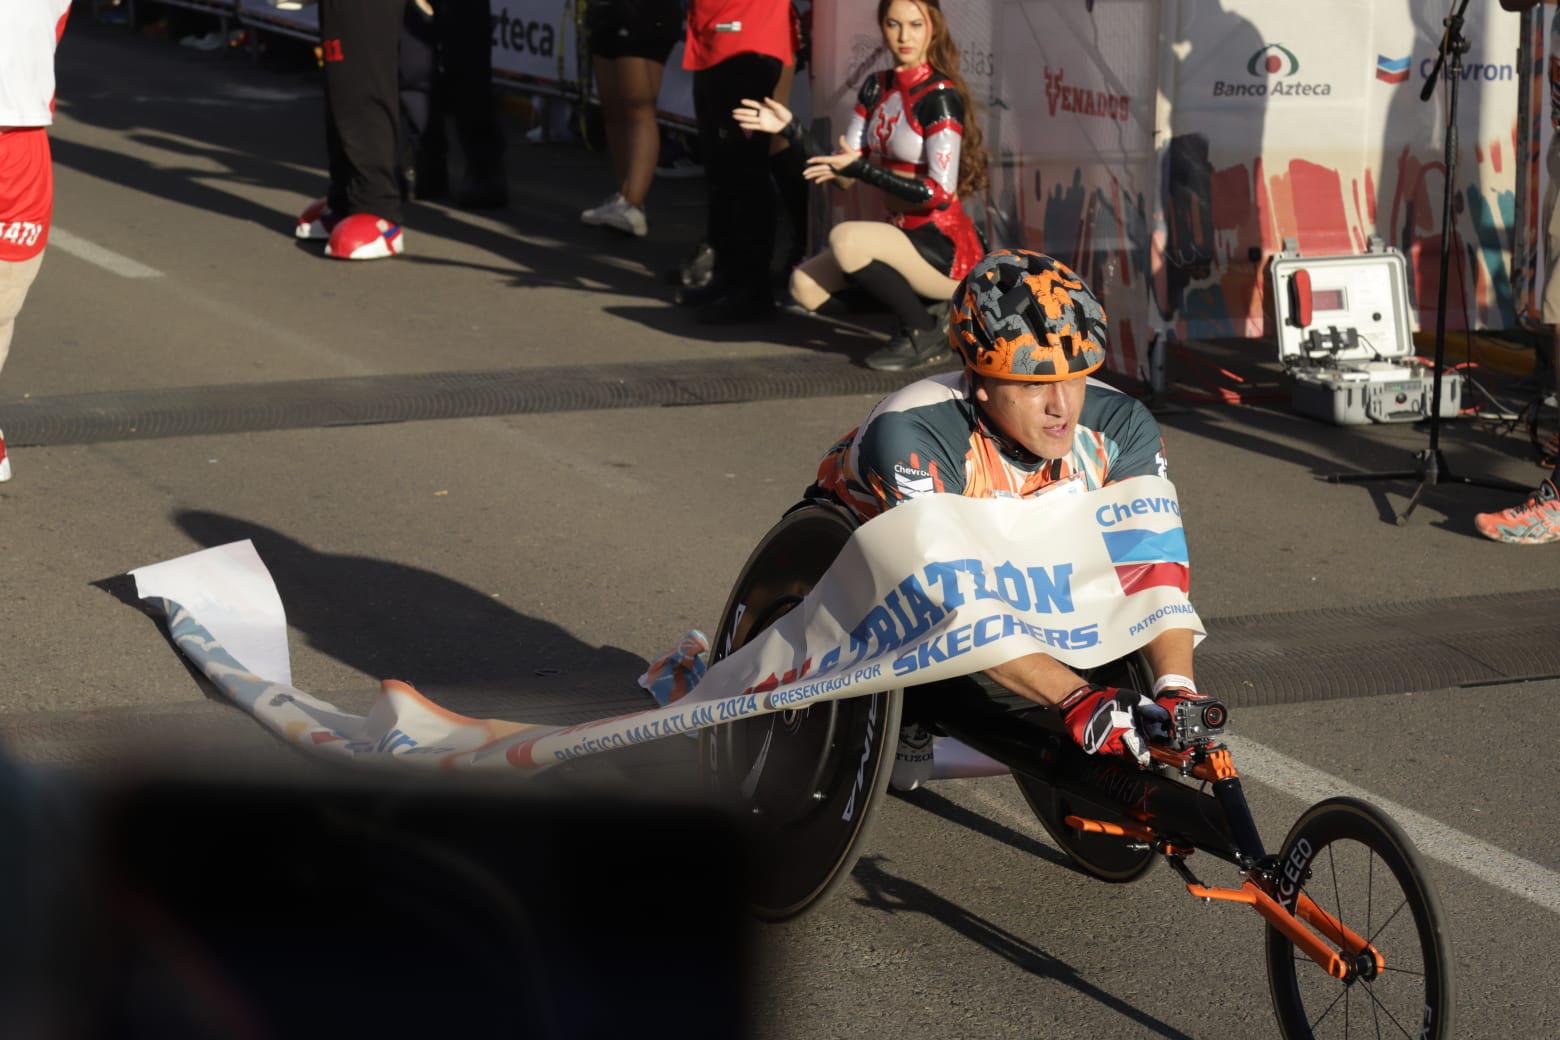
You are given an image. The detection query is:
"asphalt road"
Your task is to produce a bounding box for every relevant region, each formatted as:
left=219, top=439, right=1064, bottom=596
left=2, top=18, right=1558, bottom=1039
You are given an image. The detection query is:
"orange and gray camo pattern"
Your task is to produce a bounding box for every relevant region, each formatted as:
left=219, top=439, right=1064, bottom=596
left=950, top=249, right=1109, bottom=382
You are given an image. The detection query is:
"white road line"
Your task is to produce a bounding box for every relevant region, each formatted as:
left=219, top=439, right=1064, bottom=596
left=48, top=228, right=163, bottom=279
left=1224, top=734, right=1560, bottom=917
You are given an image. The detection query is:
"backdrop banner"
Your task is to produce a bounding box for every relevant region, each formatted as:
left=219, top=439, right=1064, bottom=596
left=131, top=476, right=1203, bottom=774
left=811, top=0, right=1524, bottom=382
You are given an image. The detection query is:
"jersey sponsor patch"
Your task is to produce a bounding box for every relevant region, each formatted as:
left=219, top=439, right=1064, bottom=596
left=893, top=461, right=934, bottom=498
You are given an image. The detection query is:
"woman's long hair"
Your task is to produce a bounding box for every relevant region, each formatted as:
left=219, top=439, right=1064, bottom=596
left=876, top=0, right=989, bottom=197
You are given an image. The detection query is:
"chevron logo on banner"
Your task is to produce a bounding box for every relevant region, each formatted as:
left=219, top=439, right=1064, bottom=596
left=1376, top=55, right=1411, bottom=84
left=1102, top=528, right=1190, bottom=595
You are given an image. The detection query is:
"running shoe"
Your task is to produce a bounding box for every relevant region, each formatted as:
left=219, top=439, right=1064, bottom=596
left=294, top=197, right=341, bottom=241
left=325, top=213, right=405, bottom=260
left=0, top=427, right=10, bottom=482
left=580, top=193, right=623, bottom=226
left=889, top=722, right=934, bottom=792
left=1474, top=479, right=1560, bottom=545
left=588, top=195, right=647, bottom=238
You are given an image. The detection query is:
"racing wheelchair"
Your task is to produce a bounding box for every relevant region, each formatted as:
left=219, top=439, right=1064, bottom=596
left=702, top=502, right=1454, bottom=1040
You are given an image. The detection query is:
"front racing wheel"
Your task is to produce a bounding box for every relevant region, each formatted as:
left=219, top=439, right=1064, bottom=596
left=1265, top=797, right=1454, bottom=1040
left=702, top=503, right=901, bottom=921
left=1011, top=653, right=1159, bottom=883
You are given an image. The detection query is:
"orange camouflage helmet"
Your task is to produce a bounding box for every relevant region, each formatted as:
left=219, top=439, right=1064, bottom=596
left=948, top=249, right=1108, bottom=381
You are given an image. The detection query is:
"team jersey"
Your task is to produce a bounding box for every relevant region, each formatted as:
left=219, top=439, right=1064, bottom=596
left=807, top=371, right=1168, bottom=523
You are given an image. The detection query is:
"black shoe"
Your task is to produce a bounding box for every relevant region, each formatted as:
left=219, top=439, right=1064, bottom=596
left=696, top=288, right=775, bottom=325
left=672, top=241, right=716, bottom=289
left=864, top=325, right=950, bottom=372
left=925, top=297, right=951, bottom=327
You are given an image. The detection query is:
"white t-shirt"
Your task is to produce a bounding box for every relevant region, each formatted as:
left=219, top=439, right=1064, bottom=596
left=0, top=0, right=73, bottom=128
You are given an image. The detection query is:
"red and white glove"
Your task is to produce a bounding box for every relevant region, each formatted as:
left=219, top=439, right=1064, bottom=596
left=1060, top=684, right=1169, bottom=766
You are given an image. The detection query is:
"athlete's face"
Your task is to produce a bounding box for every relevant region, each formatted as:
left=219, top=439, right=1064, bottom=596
left=973, top=375, right=1087, bottom=460
left=882, top=0, right=931, bottom=68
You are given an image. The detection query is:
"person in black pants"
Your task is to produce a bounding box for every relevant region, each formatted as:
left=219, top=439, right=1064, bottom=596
left=295, top=0, right=406, bottom=258
left=675, top=0, right=792, bottom=324
left=678, top=54, right=782, bottom=322
left=398, top=0, right=507, bottom=208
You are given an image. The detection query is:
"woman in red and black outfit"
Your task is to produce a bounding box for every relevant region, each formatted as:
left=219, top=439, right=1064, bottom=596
left=734, top=0, right=987, bottom=369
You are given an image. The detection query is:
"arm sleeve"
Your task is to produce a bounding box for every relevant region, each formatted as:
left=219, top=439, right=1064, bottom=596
left=916, top=84, right=964, bottom=199
left=841, top=73, right=881, bottom=154
left=854, top=411, right=962, bottom=513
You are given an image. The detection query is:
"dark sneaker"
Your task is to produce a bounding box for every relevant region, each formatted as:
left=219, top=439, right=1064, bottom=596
left=670, top=241, right=716, bottom=290
left=1474, top=479, right=1560, bottom=545
left=864, top=326, right=950, bottom=372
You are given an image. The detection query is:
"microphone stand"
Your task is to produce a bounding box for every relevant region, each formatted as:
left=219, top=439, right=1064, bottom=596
left=1327, top=0, right=1528, bottom=523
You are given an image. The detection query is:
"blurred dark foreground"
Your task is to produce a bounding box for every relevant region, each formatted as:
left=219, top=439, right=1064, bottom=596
left=0, top=752, right=751, bottom=1039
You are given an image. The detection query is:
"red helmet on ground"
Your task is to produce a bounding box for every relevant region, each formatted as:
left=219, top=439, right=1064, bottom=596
left=948, top=249, right=1108, bottom=381
left=325, top=213, right=404, bottom=261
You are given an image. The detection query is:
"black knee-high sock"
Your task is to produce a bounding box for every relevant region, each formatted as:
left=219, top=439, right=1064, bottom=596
left=845, top=260, right=935, bottom=331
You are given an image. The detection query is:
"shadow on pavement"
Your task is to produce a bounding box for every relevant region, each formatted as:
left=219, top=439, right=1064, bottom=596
left=170, top=510, right=649, bottom=710
left=848, top=855, right=1195, bottom=1040
left=893, top=785, right=1075, bottom=873
left=1157, top=400, right=1537, bottom=531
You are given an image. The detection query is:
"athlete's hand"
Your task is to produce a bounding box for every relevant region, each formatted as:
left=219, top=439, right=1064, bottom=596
left=1144, top=687, right=1223, bottom=745
left=1060, top=684, right=1169, bottom=767
left=732, top=97, right=794, bottom=135
left=803, top=137, right=863, bottom=184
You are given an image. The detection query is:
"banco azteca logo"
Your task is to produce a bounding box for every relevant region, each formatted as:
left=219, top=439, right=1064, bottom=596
left=1247, top=43, right=1299, bottom=78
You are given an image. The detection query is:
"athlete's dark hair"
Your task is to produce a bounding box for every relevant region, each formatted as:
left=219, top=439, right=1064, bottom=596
left=876, top=0, right=989, bottom=198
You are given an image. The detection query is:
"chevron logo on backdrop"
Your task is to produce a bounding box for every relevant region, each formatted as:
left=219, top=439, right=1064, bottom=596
left=1376, top=55, right=1411, bottom=84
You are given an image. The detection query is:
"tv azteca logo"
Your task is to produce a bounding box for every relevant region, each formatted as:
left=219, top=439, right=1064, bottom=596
left=1214, top=43, right=1332, bottom=98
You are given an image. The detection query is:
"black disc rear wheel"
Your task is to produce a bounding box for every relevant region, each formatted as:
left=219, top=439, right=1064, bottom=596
left=1266, top=797, right=1454, bottom=1040
left=1013, top=653, right=1157, bottom=883
left=702, top=505, right=901, bottom=921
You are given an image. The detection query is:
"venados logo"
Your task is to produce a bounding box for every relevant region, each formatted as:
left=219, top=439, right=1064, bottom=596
left=1247, top=43, right=1299, bottom=78
left=1044, top=67, right=1131, bottom=122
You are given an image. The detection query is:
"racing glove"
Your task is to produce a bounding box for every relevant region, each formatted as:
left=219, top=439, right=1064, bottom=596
left=1060, top=684, right=1169, bottom=766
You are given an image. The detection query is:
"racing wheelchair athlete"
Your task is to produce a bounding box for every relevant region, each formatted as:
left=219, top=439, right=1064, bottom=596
left=701, top=249, right=1454, bottom=1039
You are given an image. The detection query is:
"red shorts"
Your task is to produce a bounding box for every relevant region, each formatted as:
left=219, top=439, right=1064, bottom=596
left=0, top=128, right=54, bottom=263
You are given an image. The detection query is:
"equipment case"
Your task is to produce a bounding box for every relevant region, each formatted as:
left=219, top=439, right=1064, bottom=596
left=1269, top=242, right=1460, bottom=425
